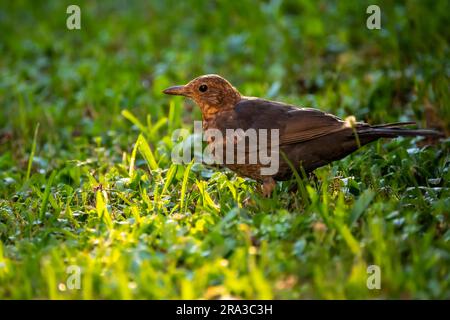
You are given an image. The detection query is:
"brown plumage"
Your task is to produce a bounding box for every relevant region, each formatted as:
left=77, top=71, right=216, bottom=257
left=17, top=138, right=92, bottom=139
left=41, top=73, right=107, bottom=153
left=163, top=74, right=443, bottom=196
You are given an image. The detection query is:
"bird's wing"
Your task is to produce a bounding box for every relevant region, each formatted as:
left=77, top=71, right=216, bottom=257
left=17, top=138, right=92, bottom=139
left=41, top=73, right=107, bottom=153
left=280, top=107, right=349, bottom=144
left=234, top=98, right=350, bottom=145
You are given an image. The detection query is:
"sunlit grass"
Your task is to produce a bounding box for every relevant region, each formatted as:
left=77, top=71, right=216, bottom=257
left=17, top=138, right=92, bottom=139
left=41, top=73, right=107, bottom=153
left=0, top=0, right=448, bottom=299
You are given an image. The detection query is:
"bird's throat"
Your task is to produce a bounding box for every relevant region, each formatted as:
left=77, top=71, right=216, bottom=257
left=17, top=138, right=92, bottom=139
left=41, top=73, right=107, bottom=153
left=200, top=103, right=223, bottom=123
left=201, top=107, right=223, bottom=131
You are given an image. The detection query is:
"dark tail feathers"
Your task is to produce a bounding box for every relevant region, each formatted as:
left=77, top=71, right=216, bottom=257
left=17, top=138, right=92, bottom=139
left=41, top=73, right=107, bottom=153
left=360, top=122, right=443, bottom=138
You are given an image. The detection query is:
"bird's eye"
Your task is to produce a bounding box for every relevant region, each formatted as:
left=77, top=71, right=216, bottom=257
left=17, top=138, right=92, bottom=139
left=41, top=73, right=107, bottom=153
left=199, top=84, right=208, bottom=92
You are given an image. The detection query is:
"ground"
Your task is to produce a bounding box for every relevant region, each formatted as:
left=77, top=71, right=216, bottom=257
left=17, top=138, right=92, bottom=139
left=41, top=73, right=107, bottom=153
left=0, top=1, right=449, bottom=299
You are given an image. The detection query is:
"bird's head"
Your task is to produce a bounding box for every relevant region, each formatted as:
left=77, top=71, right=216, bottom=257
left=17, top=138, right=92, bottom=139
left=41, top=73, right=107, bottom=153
left=163, top=74, right=241, bottom=118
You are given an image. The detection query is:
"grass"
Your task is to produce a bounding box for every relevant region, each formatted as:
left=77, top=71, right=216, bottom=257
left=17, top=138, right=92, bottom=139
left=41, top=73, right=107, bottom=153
left=0, top=0, right=449, bottom=299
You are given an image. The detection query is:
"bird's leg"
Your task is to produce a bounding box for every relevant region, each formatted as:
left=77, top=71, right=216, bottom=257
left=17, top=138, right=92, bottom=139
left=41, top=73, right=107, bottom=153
left=261, top=177, right=276, bottom=197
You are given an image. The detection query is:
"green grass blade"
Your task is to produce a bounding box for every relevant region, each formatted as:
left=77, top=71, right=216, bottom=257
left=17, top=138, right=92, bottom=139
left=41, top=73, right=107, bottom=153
left=96, top=191, right=113, bottom=229
left=122, top=110, right=148, bottom=134
left=39, top=170, right=57, bottom=221
left=161, top=164, right=178, bottom=196
left=349, top=189, right=375, bottom=226
left=129, top=135, right=139, bottom=177
left=137, top=134, right=159, bottom=171
left=25, top=123, right=40, bottom=182
left=280, top=151, right=310, bottom=205
left=180, top=161, right=193, bottom=213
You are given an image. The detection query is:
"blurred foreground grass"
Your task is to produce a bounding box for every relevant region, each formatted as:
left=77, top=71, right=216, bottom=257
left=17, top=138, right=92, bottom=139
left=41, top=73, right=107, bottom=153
left=0, top=1, right=449, bottom=299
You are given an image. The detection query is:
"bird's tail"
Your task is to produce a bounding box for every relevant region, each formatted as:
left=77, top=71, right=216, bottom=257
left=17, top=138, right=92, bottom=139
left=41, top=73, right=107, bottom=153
left=359, top=122, right=443, bottom=138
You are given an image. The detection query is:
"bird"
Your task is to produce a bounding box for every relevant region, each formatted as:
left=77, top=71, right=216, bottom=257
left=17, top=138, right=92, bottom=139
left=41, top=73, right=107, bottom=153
left=163, top=74, right=443, bottom=196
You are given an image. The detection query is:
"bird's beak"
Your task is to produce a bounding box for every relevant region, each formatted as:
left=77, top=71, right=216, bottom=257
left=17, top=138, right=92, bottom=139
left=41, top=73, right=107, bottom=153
left=163, top=85, right=189, bottom=96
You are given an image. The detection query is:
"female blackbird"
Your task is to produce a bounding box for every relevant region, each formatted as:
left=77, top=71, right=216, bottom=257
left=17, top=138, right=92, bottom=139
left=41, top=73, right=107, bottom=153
left=164, top=74, right=442, bottom=196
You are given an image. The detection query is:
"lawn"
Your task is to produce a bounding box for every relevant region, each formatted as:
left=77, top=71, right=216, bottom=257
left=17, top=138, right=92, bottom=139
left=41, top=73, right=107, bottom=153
left=0, top=0, right=449, bottom=299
